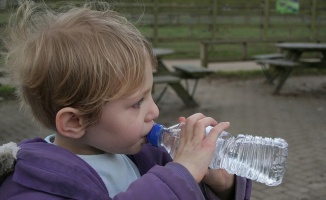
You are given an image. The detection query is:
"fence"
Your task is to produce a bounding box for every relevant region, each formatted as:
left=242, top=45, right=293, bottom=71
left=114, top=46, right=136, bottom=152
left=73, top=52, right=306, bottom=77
left=111, top=0, right=326, bottom=60
left=1, top=0, right=326, bottom=61
left=199, top=38, right=325, bottom=67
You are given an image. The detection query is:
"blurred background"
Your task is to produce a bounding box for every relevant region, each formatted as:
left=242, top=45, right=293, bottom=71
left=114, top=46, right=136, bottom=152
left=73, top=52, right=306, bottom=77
left=1, top=1, right=326, bottom=200
left=1, top=0, right=326, bottom=61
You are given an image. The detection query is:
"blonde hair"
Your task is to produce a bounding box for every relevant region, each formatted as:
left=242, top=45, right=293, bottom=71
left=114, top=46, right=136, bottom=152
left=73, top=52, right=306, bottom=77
left=3, top=1, right=156, bottom=130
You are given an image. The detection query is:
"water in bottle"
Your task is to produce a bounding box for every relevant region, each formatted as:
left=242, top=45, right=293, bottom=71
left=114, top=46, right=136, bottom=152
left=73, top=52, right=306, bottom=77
left=147, top=123, right=288, bottom=186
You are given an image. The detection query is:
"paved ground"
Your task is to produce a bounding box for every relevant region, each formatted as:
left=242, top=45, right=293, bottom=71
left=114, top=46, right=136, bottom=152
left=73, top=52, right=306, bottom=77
left=1, top=60, right=326, bottom=200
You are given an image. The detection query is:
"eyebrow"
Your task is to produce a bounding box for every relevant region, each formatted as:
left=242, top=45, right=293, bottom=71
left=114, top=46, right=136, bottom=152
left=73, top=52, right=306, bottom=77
left=124, top=85, right=152, bottom=101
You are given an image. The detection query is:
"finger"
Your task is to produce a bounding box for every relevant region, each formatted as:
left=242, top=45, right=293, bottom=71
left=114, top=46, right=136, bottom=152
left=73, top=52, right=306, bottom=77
left=183, top=113, right=206, bottom=141
left=178, top=117, right=186, bottom=123
left=205, top=122, right=230, bottom=143
left=178, top=117, right=187, bottom=148
left=192, top=117, right=218, bottom=142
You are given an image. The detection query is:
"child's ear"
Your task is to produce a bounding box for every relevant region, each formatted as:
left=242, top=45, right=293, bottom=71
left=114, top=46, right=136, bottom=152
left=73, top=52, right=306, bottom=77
left=56, top=107, right=85, bottom=138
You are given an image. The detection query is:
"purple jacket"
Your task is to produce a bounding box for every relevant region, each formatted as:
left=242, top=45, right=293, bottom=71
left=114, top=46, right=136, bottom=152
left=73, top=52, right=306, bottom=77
left=0, top=138, right=251, bottom=199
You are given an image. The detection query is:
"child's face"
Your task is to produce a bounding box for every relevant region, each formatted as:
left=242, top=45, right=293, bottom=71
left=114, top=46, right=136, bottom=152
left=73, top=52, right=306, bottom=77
left=83, top=58, right=159, bottom=155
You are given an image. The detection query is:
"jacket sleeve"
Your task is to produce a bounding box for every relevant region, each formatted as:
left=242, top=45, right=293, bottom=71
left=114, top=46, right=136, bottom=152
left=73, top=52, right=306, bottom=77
left=125, top=145, right=253, bottom=200
left=129, top=144, right=252, bottom=200
left=113, top=162, right=206, bottom=200
left=201, top=176, right=252, bottom=200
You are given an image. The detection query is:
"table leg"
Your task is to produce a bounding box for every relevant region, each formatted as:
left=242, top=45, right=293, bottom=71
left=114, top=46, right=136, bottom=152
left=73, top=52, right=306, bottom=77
left=156, top=58, right=170, bottom=74
left=182, top=78, right=200, bottom=97
left=286, top=50, right=302, bottom=61
left=273, top=67, right=293, bottom=95
left=259, top=63, right=272, bottom=84
left=269, top=67, right=282, bottom=84
left=271, top=50, right=300, bottom=94
left=260, top=64, right=280, bottom=84
left=190, top=79, right=200, bottom=97
left=154, top=85, right=169, bottom=103
left=321, top=51, right=326, bottom=61
left=169, top=82, right=198, bottom=107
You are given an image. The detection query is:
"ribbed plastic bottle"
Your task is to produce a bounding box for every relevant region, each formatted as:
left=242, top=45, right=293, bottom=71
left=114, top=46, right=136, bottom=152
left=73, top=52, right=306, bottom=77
left=147, top=123, right=288, bottom=186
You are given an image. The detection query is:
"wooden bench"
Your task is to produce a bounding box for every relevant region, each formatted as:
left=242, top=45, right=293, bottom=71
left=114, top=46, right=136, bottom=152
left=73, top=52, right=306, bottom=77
left=256, top=59, right=300, bottom=67
left=255, top=59, right=300, bottom=94
left=153, top=75, right=180, bottom=84
left=252, top=53, right=284, bottom=60
left=152, top=65, right=213, bottom=107
left=153, top=75, right=198, bottom=107
left=173, top=65, right=214, bottom=97
left=153, top=75, right=180, bottom=103
left=299, top=58, right=325, bottom=68
left=253, top=53, right=285, bottom=83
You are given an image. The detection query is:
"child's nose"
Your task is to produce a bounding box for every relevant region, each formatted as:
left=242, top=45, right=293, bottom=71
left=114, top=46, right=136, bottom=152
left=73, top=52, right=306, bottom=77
left=146, top=98, right=159, bottom=122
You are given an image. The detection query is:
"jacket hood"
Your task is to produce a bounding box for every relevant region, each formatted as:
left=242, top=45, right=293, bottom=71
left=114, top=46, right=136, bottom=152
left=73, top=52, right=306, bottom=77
left=0, top=142, right=20, bottom=183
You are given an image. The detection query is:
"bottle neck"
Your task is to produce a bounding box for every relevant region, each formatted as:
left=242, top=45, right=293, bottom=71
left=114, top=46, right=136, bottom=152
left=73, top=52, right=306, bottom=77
left=148, top=123, right=233, bottom=147
left=147, top=123, right=165, bottom=147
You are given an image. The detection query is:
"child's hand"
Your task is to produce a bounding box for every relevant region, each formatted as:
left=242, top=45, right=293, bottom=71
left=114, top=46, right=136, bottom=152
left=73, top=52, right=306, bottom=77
left=203, top=169, right=235, bottom=199
left=173, top=113, right=230, bottom=183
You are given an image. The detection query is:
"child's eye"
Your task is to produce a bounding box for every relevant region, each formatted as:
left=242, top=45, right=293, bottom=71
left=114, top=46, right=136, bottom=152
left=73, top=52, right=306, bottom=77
left=132, top=98, right=144, bottom=109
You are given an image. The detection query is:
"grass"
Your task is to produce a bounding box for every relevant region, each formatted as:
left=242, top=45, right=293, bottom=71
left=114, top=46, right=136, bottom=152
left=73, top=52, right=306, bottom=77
left=1, top=1, right=326, bottom=59
left=0, top=11, right=11, bottom=24
left=0, top=56, right=4, bottom=67
left=140, top=25, right=326, bottom=59
left=0, top=84, right=16, bottom=100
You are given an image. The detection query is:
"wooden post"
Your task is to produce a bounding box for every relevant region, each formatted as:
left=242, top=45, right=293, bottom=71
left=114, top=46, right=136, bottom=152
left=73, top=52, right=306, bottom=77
left=153, top=0, right=159, bottom=46
left=211, top=0, right=217, bottom=39
left=242, top=42, right=248, bottom=60
left=311, top=0, right=317, bottom=40
left=263, top=0, right=270, bottom=39
left=245, top=2, right=250, bottom=25
left=200, top=42, right=208, bottom=68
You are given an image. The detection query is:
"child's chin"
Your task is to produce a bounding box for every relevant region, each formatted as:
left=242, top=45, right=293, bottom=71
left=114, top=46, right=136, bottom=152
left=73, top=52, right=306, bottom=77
left=129, top=144, right=144, bottom=155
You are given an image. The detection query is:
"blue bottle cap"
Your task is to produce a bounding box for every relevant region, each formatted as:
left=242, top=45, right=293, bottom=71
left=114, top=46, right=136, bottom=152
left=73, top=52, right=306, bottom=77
left=147, top=123, right=163, bottom=147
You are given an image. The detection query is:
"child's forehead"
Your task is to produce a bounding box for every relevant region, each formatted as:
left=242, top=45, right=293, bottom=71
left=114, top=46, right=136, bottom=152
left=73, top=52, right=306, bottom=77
left=121, top=86, right=148, bottom=103
left=122, top=64, right=153, bottom=100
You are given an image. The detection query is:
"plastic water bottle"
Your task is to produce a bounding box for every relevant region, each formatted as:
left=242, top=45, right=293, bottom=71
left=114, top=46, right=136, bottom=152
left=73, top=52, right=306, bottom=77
left=147, top=123, right=288, bottom=186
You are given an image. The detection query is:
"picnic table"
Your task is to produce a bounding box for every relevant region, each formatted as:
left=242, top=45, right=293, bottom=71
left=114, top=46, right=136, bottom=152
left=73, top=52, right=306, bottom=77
left=152, top=48, right=213, bottom=107
left=254, top=42, right=326, bottom=94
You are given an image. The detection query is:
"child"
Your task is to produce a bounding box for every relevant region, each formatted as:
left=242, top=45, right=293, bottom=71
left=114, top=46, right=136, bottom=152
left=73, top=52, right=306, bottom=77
left=0, top=1, right=251, bottom=199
